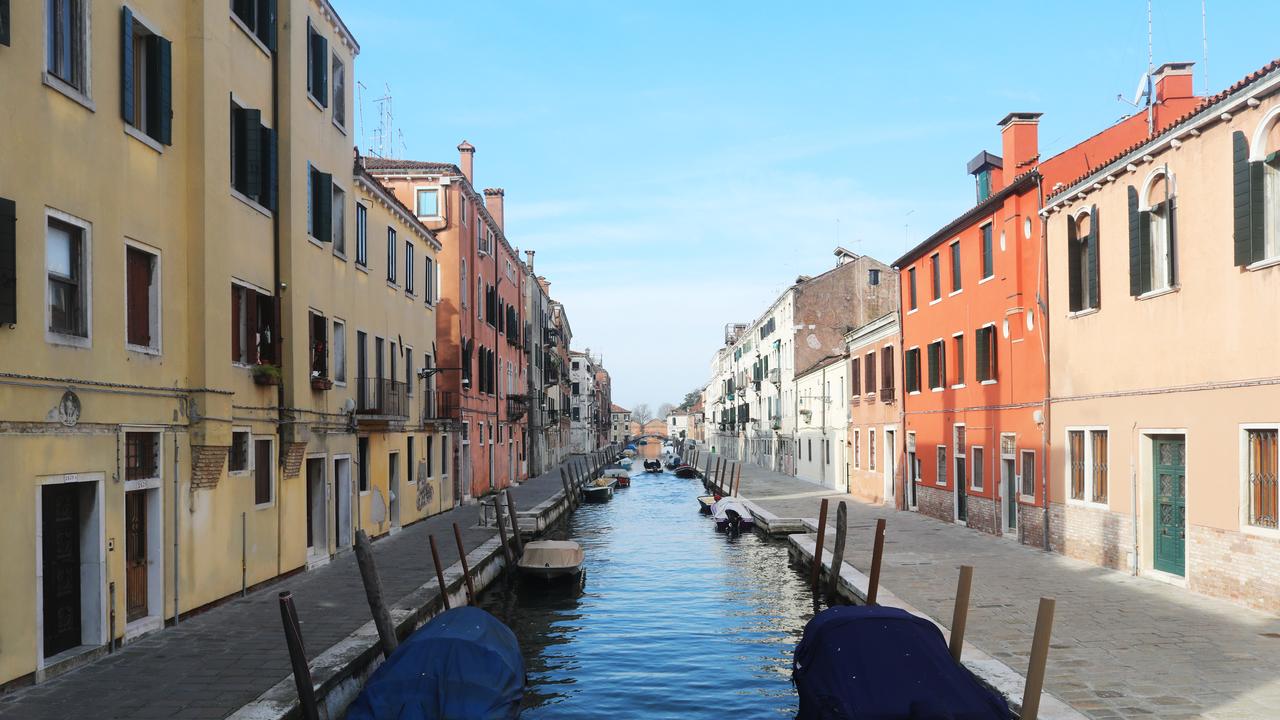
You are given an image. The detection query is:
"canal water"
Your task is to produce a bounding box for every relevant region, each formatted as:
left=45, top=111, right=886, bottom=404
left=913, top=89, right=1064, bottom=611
left=478, top=469, right=816, bottom=718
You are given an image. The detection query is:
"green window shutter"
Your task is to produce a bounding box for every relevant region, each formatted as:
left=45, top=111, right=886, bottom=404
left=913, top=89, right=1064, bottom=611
left=319, top=35, right=329, bottom=107
left=1138, top=209, right=1152, bottom=294
left=926, top=343, right=936, bottom=387
left=0, top=197, right=15, bottom=325
left=306, top=21, right=314, bottom=95
left=148, top=35, right=172, bottom=145
left=1127, top=186, right=1142, bottom=296
left=1066, top=213, right=1081, bottom=311
left=259, top=125, right=277, bottom=210
left=1233, top=131, right=1253, bottom=266
left=989, top=327, right=998, bottom=380
left=121, top=7, right=135, bottom=126
left=259, top=0, right=277, bottom=51
left=1250, top=160, right=1266, bottom=263
left=315, top=170, right=332, bottom=241
left=1, top=0, right=11, bottom=47
left=976, top=329, right=988, bottom=381
left=235, top=108, right=262, bottom=198
left=1087, top=205, right=1100, bottom=309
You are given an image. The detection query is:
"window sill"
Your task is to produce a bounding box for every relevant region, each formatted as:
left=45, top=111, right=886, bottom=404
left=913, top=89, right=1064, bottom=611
left=951, top=383, right=966, bottom=390
left=229, top=470, right=250, bottom=477
left=231, top=189, right=273, bottom=218
left=127, top=344, right=162, bottom=357
left=931, top=386, right=945, bottom=392
left=908, top=390, right=921, bottom=396
left=979, top=379, right=997, bottom=386
left=1241, top=523, right=1280, bottom=541
left=1246, top=256, right=1280, bottom=272
left=333, top=250, right=348, bottom=261
left=907, top=308, right=919, bottom=315
left=307, top=237, right=330, bottom=250
left=406, top=291, right=417, bottom=300
left=1066, top=499, right=1111, bottom=511
left=949, top=289, right=963, bottom=297
left=307, top=93, right=326, bottom=113
left=1136, top=286, right=1178, bottom=301
left=43, top=73, right=95, bottom=112
left=124, top=125, right=165, bottom=154
left=355, top=262, right=369, bottom=274
left=47, top=331, right=91, bottom=349
left=230, top=12, right=273, bottom=58
left=254, top=502, right=276, bottom=511
left=1067, top=307, right=1099, bottom=319
left=387, top=280, right=400, bottom=290
left=979, top=274, right=995, bottom=285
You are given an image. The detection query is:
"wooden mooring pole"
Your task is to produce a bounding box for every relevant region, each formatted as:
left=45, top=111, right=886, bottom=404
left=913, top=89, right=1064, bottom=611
left=810, top=498, right=830, bottom=591
left=494, top=496, right=514, bottom=567
left=354, top=530, right=399, bottom=659
left=949, top=565, right=974, bottom=661
left=505, top=491, right=524, bottom=556
left=429, top=534, right=451, bottom=611
left=452, top=522, right=476, bottom=604
left=1020, top=597, right=1056, bottom=720
left=866, top=518, right=887, bottom=605
left=732, top=463, right=742, bottom=496
left=278, top=591, right=320, bottom=720
left=826, top=502, right=847, bottom=599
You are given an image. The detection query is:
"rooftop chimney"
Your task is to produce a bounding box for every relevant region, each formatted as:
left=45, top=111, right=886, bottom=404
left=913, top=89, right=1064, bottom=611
left=1153, top=62, right=1195, bottom=103
left=458, top=140, right=475, bottom=183
left=998, top=112, right=1042, bottom=179
left=525, top=249, right=535, bottom=273
left=484, top=188, right=505, bottom=232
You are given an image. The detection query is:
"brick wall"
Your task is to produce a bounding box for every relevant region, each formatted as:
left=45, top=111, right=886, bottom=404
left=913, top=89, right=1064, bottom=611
left=190, top=445, right=228, bottom=489
left=1048, top=501, right=1132, bottom=570
left=283, top=442, right=307, bottom=479
left=916, top=483, right=953, bottom=523
left=1187, top=525, right=1280, bottom=613
left=1019, top=503, right=1047, bottom=548
left=965, top=495, right=997, bottom=535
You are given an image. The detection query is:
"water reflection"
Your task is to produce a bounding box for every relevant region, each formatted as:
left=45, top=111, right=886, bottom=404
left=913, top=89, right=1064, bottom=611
left=478, top=471, right=816, bottom=718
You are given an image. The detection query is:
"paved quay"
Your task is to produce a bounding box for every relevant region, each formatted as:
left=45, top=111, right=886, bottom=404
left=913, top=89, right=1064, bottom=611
left=0, top=459, right=584, bottom=720
left=705, top=453, right=1280, bottom=720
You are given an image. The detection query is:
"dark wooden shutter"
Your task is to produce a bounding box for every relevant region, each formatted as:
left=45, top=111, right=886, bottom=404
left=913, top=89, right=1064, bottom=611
left=866, top=351, right=876, bottom=391
left=0, top=0, right=10, bottom=47
left=121, top=7, right=135, bottom=126
left=231, top=286, right=242, bottom=362
left=234, top=108, right=262, bottom=198
left=245, top=289, right=259, bottom=363
left=882, top=346, right=894, bottom=390
left=1250, top=159, right=1266, bottom=264
left=1066, top=213, right=1081, bottom=311
left=259, top=125, right=276, bottom=210
left=126, top=248, right=151, bottom=346
left=1233, top=131, right=1253, bottom=266
left=975, top=328, right=988, bottom=381
left=314, top=170, right=332, bottom=241
left=0, top=197, right=14, bottom=325
left=851, top=358, right=860, bottom=395
left=927, top=343, right=938, bottom=387
left=148, top=35, right=172, bottom=145
left=904, top=349, right=916, bottom=392
left=310, top=29, right=328, bottom=106
left=259, top=0, right=277, bottom=51
left=1127, top=186, right=1142, bottom=296
left=1138, top=207, right=1152, bottom=295
left=989, top=326, right=998, bottom=379
left=1087, top=205, right=1100, bottom=309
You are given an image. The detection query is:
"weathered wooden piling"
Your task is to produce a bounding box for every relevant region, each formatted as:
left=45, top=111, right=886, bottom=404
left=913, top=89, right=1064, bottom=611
left=494, top=497, right=514, bottom=567
left=827, top=502, right=848, bottom=599
left=429, top=534, right=451, bottom=611
left=810, top=498, right=830, bottom=590
left=732, top=463, right=742, bottom=496
left=949, top=565, right=973, bottom=661
left=1020, top=597, right=1056, bottom=720
left=278, top=591, right=320, bottom=720
left=505, top=491, right=524, bottom=556
left=866, top=518, right=887, bottom=605
left=452, top=522, right=476, bottom=604
left=354, top=530, right=399, bottom=659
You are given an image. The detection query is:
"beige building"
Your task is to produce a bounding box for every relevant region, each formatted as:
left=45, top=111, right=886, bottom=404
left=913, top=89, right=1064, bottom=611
left=844, top=313, right=902, bottom=506
left=1042, top=59, right=1280, bottom=610
left=794, top=354, right=849, bottom=491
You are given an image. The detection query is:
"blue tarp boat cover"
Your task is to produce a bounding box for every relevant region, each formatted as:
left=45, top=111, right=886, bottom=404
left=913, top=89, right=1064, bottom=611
left=346, top=606, right=525, bottom=720
left=793, top=605, right=1011, bottom=720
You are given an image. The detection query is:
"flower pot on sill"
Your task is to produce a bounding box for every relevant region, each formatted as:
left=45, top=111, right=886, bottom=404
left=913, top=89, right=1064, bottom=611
left=252, top=366, right=283, bottom=386
left=311, top=377, right=333, bottom=391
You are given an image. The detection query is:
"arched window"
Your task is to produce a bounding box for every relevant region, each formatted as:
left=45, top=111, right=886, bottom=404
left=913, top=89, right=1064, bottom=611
left=1067, top=207, right=1099, bottom=311
left=1127, top=170, right=1176, bottom=296
left=1234, top=115, right=1280, bottom=266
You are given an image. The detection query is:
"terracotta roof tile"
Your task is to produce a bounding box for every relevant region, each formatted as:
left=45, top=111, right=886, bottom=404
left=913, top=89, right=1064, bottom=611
left=360, top=156, right=460, bottom=175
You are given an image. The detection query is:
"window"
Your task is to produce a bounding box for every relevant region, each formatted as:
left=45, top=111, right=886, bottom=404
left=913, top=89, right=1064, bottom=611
left=851, top=357, right=861, bottom=396
left=869, top=430, right=877, bottom=471
left=426, top=436, right=434, bottom=479
left=951, top=334, right=964, bottom=386
left=572, top=406, right=580, bottom=421
left=357, top=436, right=369, bottom=492
left=327, top=183, right=345, bottom=252
left=253, top=438, right=273, bottom=505
left=971, top=446, right=985, bottom=491
left=930, top=253, right=941, bottom=301
left=305, top=19, right=328, bottom=107
left=868, top=268, right=881, bottom=286
left=1247, top=429, right=1278, bottom=529
left=459, top=194, right=467, bottom=226
left=881, top=345, right=895, bottom=399
left=424, top=256, right=435, bottom=304
left=121, top=9, right=173, bottom=145
left=936, top=445, right=947, bottom=487
left=125, top=431, right=159, bottom=480
left=1236, top=130, right=1280, bottom=266
left=950, top=240, right=962, bottom=292
left=309, top=311, right=328, bottom=380
left=907, top=267, right=918, bottom=310
left=230, top=430, right=251, bottom=473
left=332, top=319, right=346, bottom=383
left=231, top=283, right=275, bottom=364
left=853, top=429, right=860, bottom=469
left=231, top=0, right=275, bottom=49
left=975, top=325, right=997, bottom=383
left=405, top=240, right=415, bottom=294
left=307, top=165, right=333, bottom=241
left=386, top=227, right=397, bottom=283
left=46, top=0, right=87, bottom=93
left=1020, top=450, right=1036, bottom=498
left=904, top=347, right=921, bottom=393
left=927, top=340, right=946, bottom=390
left=1068, top=209, right=1099, bottom=312
left=953, top=426, right=966, bottom=491
left=355, top=203, right=368, bottom=265
left=416, top=188, right=439, bottom=217
left=1127, top=178, right=1177, bottom=296
left=231, top=102, right=275, bottom=209
left=980, top=223, right=994, bottom=279
left=331, top=53, right=345, bottom=128
left=47, top=214, right=88, bottom=339
left=126, top=245, right=159, bottom=351
left=1, top=1, right=11, bottom=47
left=1067, top=428, right=1108, bottom=504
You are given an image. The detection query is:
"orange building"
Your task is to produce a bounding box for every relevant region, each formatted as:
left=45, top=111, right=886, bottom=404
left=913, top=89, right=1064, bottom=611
left=894, top=63, right=1201, bottom=546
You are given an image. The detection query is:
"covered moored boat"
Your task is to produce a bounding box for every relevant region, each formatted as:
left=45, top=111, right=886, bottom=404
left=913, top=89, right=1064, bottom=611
left=696, top=494, right=718, bottom=514
left=710, top=497, right=755, bottom=532
left=517, top=540, right=585, bottom=581
left=673, top=464, right=698, bottom=479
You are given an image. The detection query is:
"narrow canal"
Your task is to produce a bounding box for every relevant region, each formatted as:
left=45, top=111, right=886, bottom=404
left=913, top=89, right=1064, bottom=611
left=478, top=468, right=816, bottom=717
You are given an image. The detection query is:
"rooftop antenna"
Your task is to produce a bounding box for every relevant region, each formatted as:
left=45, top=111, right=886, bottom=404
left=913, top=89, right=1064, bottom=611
left=356, top=80, right=367, bottom=153
left=1115, top=0, right=1155, bottom=136
left=373, top=83, right=394, bottom=158
left=1201, top=0, right=1210, bottom=96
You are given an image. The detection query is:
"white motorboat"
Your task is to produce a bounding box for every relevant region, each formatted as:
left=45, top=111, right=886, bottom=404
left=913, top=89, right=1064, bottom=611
left=517, top=540, right=585, bottom=581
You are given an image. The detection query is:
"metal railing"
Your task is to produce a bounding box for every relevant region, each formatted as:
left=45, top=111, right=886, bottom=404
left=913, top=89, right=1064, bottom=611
left=421, top=389, right=461, bottom=422
left=880, top=386, right=896, bottom=403
left=356, top=377, right=409, bottom=418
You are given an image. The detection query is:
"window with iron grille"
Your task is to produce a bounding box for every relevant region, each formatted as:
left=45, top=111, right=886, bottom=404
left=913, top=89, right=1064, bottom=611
left=936, top=445, right=947, bottom=487
left=125, top=431, right=159, bottom=480
left=1247, top=429, right=1278, bottom=530
left=1068, top=428, right=1107, bottom=504
left=1020, top=450, right=1036, bottom=497
left=229, top=430, right=250, bottom=473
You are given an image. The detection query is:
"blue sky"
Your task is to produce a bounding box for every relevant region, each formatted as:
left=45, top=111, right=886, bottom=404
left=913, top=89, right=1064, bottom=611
left=331, top=0, right=1277, bottom=410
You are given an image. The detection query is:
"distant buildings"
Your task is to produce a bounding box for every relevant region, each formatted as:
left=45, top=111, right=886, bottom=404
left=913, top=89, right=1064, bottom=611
left=610, top=404, right=632, bottom=445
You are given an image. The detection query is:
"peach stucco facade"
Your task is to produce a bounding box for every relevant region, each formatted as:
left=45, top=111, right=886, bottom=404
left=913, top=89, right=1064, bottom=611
left=844, top=313, right=902, bottom=506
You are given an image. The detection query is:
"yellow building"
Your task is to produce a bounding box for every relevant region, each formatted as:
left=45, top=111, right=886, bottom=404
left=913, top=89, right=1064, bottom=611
left=0, top=0, right=446, bottom=689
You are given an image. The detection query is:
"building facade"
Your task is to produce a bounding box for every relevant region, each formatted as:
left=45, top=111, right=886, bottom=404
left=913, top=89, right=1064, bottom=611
left=794, top=354, right=850, bottom=490
left=610, top=405, right=631, bottom=446
left=666, top=409, right=690, bottom=441
left=1041, top=60, right=1280, bottom=610
left=845, top=313, right=902, bottom=506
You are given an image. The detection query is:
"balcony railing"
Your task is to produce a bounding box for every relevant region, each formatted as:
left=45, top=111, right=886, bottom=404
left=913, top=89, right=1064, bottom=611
left=422, top=389, right=461, bottom=422
left=880, top=386, right=896, bottom=403
left=507, top=394, right=529, bottom=421
left=356, top=377, right=409, bottom=418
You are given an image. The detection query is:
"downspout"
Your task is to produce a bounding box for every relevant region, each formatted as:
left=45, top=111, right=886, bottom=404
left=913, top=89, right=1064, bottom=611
left=270, top=21, right=284, bottom=578
left=1131, top=421, right=1139, bottom=575
left=1037, top=175, right=1051, bottom=552
left=172, top=430, right=180, bottom=624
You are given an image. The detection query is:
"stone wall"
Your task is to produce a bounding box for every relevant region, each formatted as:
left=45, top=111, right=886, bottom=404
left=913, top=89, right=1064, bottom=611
left=1187, top=524, right=1280, bottom=613
left=1048, top=501, right=1132, bottom=570
left=916, top=483, right=953, bottom=523
left=1018, top=503, right=1048, bottom=548
left=964, top=495, right=997, bottom=535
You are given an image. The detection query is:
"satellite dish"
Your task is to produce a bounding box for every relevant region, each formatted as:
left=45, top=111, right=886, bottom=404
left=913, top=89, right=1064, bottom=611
left=1132, top=72, right=1151, bottom=106
left=342, top=398, right=356, bottom=413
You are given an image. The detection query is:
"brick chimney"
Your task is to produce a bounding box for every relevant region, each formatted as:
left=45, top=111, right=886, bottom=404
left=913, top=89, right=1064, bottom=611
left=458, top=140, right=475, bottom=183
left=484, top=188, right=505, bottom=233
left=998, top=112, right=1043, bottom=177
left=1153, top=62, right=1195, bottom=102
left=525, top=249, right=535, bottom=274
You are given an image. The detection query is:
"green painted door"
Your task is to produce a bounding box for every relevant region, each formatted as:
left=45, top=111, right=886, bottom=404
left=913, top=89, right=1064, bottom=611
left=1153, top=437, right=1186, bottom=576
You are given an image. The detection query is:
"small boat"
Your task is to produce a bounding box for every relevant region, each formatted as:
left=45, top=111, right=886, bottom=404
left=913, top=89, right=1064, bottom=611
left=517, top=540, right=585, bottom=581
left=603, top=466, right=630, bottom=488
left=793, top=605, right=1011, bottom=719
left=697, top=495, right=719, bottom=515
left=346, top=606, right=524, bottom=720
left=711, top=497, right=755, bottom=532
left=664, top=455, right=681, bottom=470
left=674, top=464, right=699, bottom=479
left=582, top=477, right=616, bottom=502
left=620, top=457, right=633, bottom=468
left=642, top=459, right=663, bottom=473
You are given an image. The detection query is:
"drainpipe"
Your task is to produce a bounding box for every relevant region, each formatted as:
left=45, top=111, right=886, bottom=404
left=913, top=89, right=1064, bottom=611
left=897, top=307, right=907, bottom=510
left=172, top=430, right=180, bottom=625
left=270, top=9, right=285, bottom=577
left=1037, top=174, right=1051, bottom=552
left=1131, top=421, right=1139, bottom=575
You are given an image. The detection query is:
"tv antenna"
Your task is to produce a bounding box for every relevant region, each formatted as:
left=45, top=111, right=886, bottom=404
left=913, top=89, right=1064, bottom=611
left=372, top=84, right=395, bottom=158
left=1115, top=0, right=1155, bottom=136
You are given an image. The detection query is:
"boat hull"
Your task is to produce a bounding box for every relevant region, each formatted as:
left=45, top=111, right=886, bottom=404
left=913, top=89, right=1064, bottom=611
left=517, top=565, right=583, bottom=581
left=715, top=517, right=756, bottom=532
left=582, top=485, right=614, bottom=502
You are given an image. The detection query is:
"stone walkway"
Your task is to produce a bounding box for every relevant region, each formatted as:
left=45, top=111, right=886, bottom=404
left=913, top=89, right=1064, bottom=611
left=0, top=460, right=579, bottom=720
left=716, top=455, right=1280, bottom=720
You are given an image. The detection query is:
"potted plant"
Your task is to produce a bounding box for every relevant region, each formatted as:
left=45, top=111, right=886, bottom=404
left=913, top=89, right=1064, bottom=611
left=252, top=364, right=282, bottom=386
left=310, top=371, right=333, bottom=391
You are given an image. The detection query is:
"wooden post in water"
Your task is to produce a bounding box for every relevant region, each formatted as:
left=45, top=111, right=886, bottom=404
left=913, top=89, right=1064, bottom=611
left=494, top=496, right=514, bottom=567
left=1020, top=597, right=1056, bottom=720
left=703, top=457, right=713, bottom=484
left=505, top=491, right=524, bottom=556
left=732, top=463, right=743, bottom=496
left=713, top=457, right=723, bottom=491
left=453, top=522, right=476, bottom=604
left=429, top=535, right=451, bottom=611
left=278, top=591, right=320, bottom=720
left=826, top=502, right=848, bottom=599
left=810, top=498, right=830, bottom=591
left=354, top=530, right=399, bottom=659
left=866, top=518, right=887, bottom=605
left=949, top=565, right=974, bottom=661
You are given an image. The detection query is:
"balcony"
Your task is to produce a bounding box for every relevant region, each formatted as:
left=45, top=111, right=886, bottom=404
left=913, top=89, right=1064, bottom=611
left=880, top=386, right=896, bottom=403
left=422, top=389, right=461, bottom=424
left=507, top=394, right=529, bottom=421
left=357, top=378, right=409, bottom=422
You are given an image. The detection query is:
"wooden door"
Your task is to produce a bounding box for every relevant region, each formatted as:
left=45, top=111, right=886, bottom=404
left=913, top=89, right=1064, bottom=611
left=42, top=484, right=81, bottom=657
left=1153, top=437, right=1186, bottom=575
left=125, top=491, right=148, bottom=622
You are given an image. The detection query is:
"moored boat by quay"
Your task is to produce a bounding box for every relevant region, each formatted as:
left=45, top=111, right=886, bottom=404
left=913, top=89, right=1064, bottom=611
left=517, top=540, right=585, bottom=582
